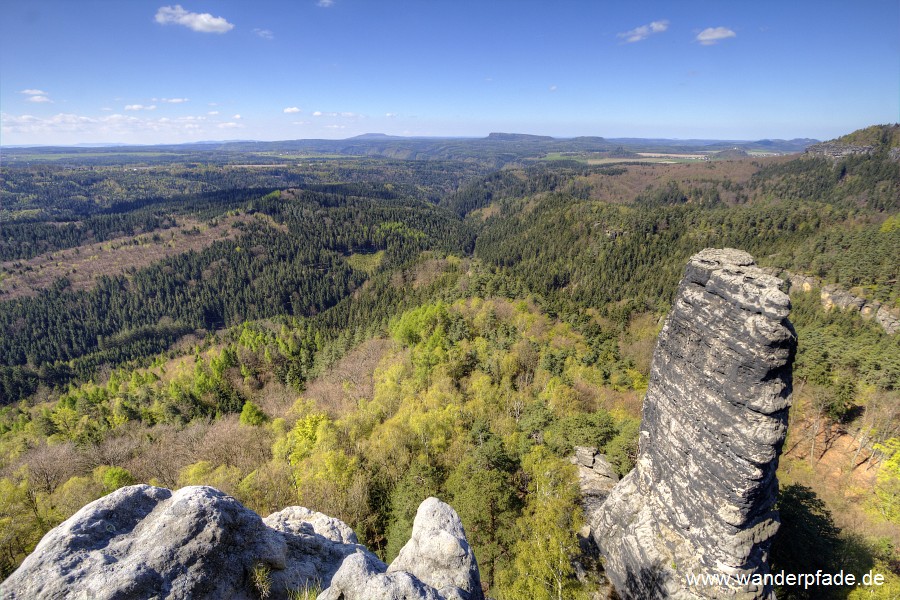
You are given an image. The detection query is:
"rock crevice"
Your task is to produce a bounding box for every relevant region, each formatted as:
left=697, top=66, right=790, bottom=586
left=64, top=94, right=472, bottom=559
left=591, top=248, right=797, bottom=600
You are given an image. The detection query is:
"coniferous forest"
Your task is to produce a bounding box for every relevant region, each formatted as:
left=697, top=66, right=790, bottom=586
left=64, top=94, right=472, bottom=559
left=1, top=126, right=899, bottom=598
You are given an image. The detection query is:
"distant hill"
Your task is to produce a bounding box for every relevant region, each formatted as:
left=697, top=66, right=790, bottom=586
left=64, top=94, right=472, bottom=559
left=349, top=133, right=405, bottom=140
left=487, top=132, right=555, bottom=142
left=712, top=148, right=750, bottom=159
left=2, top=132, right=817, bottom=168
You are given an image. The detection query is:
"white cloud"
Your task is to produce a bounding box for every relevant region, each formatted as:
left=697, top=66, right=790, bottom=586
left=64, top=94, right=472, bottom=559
left=0, top=111, right=217, bottom=144
left=618, top=20, right=669, bottom=43
left=20, top=89, right=52, bottom=103
left=155, top=5, right=234, bottom=34
left=283, top=107, right=301, bottom=113
left=318, top=0, right=334, bottom=7
left=549, top=85, right=557, bottom=92
left=208, top=110, right=220, bottom=115
left=292, top=121, right=308, bottom=125
left=312, top=110, right=360, bottom=118
left=696, top=27, right=736, bottom=45
left=385, top=113, right=397, bottom=118
left=324, top=124, right=345, bottom=129
left=125, top=104, right=157, bottom=111
left=218, top=122, right=242, bottom=129
left=161, top=97, right=189, bottom=103
left=253, top=28, right=274, bottom=39
left=232, top=114, right=241, bottom=119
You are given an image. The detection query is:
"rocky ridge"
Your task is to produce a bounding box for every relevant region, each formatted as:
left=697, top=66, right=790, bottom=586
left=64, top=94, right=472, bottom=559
left=590, top=249, right=797, bottom=599
left=776, top=270, right=899, bottom=335
left=0, top=485, right=483, bottom=600
left=804, top=142, right=874, bottom=160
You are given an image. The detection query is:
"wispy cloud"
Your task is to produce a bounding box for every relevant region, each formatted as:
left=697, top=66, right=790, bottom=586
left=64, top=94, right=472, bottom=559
left=548, top=85, right=558, bottom=92
left=317, top=0, right=334, bottom=7
left=618, top=20, right=669, bottom=43
left=696, top=27, right=736, bottom=45
left=155, top=5, right=234, bottom=34
left=283, top=107, right=301, bottom=114
left=385, top=113, right=397, bottom=118
left=125, top=104, right=157, bottom=111
left=218, top=122, right=242, bottom=129
left=1, top=112, right=213, bottom=143
left=20, top=89, right=52, bottom=103
left=155, top=97, right=189, bottom=103
left=232, top=114, right=241, bottom=119
left=253, top=28, right=274, bottom=40
left=208, top=110, right=220, bottom=115
left=312, top=111, right=359, bottom=118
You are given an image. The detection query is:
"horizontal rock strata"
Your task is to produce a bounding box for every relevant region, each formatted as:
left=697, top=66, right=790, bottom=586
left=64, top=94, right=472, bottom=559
left=592, top=248, right=797, bottom=599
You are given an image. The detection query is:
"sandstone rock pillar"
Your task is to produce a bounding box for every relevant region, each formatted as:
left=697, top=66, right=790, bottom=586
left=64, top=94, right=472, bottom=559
left=592, top=248, right=796, bottom=599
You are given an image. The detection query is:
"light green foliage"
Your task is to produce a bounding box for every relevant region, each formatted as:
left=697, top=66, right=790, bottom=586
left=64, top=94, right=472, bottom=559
left=494, top=446, right=588, bottom=600
left=178, top=461, right=243, bottom=496
left=872, top=438, right=900, bottom=523
left=287, top=581, right=322, bottom=600
left=0, top=474, right=51, bottom=577
left=240, top=401, right=269, bottom=426
left=251, top=561, right=272, bottom=599
left=94, top=465, right=136, bottom=493
left=273, top=405, right=332, bottom=465
left=604, top=415, right=641, bottom=475
left=346, top=250, right=386, bottom=274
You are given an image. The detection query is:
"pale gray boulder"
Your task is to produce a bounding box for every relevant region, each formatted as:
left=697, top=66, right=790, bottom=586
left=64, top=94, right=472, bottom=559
left=387, top=497, right=483, bottom=600
left=320, top=497, right=483, bottom=600
left=319, top=552, right=442, bottom=600
left=1, top=485, right=289, bottom=599
left=2, top=486, right=483, bottom=600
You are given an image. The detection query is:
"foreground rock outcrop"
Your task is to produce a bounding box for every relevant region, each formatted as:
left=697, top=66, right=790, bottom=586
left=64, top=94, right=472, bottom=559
left=591, top=249, right=797, bottom=599
left=1, top=485, right=482, bottom=600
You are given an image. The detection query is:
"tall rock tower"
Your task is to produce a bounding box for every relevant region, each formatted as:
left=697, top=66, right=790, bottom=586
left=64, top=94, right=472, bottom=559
left=592, top=248, right=796, bottom=599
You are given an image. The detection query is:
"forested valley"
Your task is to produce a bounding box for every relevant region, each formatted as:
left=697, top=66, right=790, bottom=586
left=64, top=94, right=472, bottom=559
left=1, top=125, right=899, bottom=598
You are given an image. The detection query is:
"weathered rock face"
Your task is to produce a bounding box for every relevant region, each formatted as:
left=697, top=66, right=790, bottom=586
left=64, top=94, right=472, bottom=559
left=1, top=486, right=481, bottom=600
left=762, top=269, right=900, bottom=335
left=323, top=497, right=484, bottom=600
left=571, top=446, right=619, bottom=516
left=805, top=142, right=874, bottom=160
left=591, top=249, right=797, bottom=600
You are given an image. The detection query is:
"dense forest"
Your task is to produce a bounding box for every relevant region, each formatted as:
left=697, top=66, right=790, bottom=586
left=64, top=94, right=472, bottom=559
left=0, top=125, right=899, bottom=598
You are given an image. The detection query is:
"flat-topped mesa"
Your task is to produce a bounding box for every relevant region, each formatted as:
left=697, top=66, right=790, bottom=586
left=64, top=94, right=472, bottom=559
left=592, top=248, right=797, bottom=600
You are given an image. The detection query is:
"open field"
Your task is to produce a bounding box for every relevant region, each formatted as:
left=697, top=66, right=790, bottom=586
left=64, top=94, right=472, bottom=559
left=544, top=151, right=712, bottom=165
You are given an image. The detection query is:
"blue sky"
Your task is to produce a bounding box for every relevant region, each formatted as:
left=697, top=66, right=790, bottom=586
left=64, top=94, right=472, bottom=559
left=1, top=1, right=898, bottom=145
